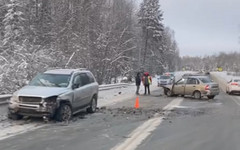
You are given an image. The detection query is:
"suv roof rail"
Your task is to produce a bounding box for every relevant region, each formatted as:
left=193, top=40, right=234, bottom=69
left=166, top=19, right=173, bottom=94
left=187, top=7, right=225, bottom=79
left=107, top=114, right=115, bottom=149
left=78, top=68, right=88, bottom=71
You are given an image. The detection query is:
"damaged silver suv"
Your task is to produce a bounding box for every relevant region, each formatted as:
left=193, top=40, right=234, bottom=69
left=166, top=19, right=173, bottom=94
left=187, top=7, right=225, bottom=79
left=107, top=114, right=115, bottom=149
left=8, top=69, right=99, bottom=122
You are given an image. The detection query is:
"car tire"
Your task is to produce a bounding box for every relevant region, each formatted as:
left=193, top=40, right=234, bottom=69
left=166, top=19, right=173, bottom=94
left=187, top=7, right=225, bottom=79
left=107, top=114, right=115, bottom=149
left=207, top=95, right=215, bottom=99
left=164, top=88, right=168, bottom=95
left=166, top=89, right=172, bottom=97
left=8, top=111, right=23, bottom=120
left=55, top=103, right=72, bottom=122
left=193, top=91, right=201, bottom=99
left=87, top=96, right=97, bottom=113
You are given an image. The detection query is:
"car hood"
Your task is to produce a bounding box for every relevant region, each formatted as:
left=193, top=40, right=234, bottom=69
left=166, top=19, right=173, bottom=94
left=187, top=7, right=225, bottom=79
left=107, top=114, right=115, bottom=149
left=15, top=86, right=70, bottom=98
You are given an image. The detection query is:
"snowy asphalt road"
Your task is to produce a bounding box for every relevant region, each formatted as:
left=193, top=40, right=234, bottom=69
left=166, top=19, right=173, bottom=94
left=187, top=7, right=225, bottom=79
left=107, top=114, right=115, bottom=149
left=1, top=73, right=240, bottom=150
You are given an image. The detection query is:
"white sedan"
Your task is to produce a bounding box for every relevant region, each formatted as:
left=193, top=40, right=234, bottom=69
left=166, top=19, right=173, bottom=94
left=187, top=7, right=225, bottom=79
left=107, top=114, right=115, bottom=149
left=226, top=79, right=240, bottom=95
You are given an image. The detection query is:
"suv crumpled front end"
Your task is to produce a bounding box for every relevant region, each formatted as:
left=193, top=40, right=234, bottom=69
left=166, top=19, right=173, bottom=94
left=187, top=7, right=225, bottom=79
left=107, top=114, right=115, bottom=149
left=8, top=86, right=69, bottom=118
left=9, top=96, right=58, bottom=118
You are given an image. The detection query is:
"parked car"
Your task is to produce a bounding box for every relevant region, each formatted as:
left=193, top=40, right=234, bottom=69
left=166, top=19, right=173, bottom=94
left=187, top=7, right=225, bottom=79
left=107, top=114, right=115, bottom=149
left=164, top=72, right=175, bottom=80
left=226, top=78, right=240, bottom=95
left=162, top=76, right=219, bottom=99
left=157, top=75, right=173, bottom=87
left=8, top=69, right=99, bottom=122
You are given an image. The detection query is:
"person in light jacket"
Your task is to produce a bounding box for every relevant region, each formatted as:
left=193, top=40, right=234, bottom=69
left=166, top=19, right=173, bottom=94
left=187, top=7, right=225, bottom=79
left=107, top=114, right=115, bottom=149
left=142, top=72, right=152, bottom=95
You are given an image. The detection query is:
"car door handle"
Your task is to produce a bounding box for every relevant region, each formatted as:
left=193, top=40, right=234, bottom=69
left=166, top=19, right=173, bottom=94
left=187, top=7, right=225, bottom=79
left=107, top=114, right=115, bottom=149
left=193, top=86, right=196, bottom=87
left=182, top=86, right=185, bottom=87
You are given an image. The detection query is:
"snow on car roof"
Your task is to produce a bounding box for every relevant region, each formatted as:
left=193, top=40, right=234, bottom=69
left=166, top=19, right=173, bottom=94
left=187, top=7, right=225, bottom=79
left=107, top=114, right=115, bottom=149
left=44, top=69, right=88, bottom=75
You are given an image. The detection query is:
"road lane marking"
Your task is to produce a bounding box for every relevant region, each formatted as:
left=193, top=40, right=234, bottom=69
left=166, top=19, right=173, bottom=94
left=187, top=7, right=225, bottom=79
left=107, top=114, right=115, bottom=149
left=111, top=97, right=183, bottom=150
left=230, top=96, right=240, bottom=106
left=0, top=124, right=47, bottom=141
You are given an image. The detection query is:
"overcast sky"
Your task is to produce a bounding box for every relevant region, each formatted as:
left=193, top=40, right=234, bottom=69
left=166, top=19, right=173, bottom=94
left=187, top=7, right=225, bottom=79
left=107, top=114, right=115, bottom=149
left=135, top=0, right=240, bottom=57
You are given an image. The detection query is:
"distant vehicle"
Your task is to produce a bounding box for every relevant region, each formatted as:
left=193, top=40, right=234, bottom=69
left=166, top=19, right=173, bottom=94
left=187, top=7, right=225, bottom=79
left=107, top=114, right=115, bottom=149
left=162, top=76, right=219, bottom=99
left=157, top=75, right=173, bottom=87
left=226, top=79, right=240, bottom=95
left=121, top=76, right=128, bottom=83
left=8, top=69, right=99, bottom=122
left=164, top=72, right=175, bottom=80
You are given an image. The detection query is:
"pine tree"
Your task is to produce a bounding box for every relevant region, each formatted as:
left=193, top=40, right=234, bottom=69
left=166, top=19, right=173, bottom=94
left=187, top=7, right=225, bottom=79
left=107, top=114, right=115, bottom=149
left=3, top=0, right=25, bottom=53
left=138, top=0, right=164, bottom=68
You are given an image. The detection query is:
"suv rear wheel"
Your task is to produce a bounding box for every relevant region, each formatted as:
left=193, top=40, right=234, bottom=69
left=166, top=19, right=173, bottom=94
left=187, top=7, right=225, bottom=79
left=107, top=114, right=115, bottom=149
left=56, top=103, right=72, bottom=122
left=87, top=97, right=97, bottom=113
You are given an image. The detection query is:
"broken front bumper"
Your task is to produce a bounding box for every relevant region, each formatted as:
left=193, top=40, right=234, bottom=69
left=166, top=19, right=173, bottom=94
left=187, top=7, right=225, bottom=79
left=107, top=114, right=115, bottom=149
left=8, top=101, right=57, bottom=117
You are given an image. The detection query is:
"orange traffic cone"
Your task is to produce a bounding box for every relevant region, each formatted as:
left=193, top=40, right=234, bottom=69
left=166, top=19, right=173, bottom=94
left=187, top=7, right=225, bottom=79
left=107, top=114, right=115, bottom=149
left=135, top=96, right=140, bottom=109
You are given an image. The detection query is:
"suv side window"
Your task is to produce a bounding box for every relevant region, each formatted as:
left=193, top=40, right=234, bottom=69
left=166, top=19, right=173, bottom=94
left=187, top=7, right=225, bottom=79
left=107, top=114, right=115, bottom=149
left=187, top=78, right=198, bottom=84
left=87, top=72, right=95, bottom=83
left=80, top=73, right=90, bottom=86
left=73, top=74, right=82, bottom=88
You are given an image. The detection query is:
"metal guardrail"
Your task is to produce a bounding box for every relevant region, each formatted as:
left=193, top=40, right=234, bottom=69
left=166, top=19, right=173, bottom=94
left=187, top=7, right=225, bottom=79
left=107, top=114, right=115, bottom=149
left=0, top=95, right=11, bottom=105
left=0, top=83, right=132, bottom=106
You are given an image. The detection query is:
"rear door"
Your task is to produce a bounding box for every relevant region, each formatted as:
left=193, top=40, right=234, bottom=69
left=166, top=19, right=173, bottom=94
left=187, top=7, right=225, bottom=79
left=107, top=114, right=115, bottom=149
left=185, top=78, right=199, bottom=95
left=72, top=74, right=85, bottom=109
left=79, top=73, right=92, bottom=106
left=173, top=78, right=186, bottom=95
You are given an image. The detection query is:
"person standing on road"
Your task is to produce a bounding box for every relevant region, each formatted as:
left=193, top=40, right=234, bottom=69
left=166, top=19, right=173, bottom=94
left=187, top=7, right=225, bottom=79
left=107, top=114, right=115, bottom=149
left=135, top=72, right=141, bottom=95
left=142, top=72, right=152, bottom=95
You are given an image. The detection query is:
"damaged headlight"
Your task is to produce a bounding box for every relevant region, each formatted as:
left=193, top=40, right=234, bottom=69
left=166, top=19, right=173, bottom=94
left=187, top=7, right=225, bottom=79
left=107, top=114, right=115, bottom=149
left=10, top=95, right=19, bottom=103
left=44, top=96, right=57, bottom=105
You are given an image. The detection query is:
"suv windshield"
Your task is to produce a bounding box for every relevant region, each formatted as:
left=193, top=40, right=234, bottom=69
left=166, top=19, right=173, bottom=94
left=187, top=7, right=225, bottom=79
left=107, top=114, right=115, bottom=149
left=160, top=76, right=170, bottom=79
left=199, top=78, right=212, bottom=83
left=29, top=74, right=71, bottom=87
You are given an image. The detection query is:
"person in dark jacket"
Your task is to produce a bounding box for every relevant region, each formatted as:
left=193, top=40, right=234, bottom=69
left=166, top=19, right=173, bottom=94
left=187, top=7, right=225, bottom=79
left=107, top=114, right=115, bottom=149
left=135, top=72, right=141, bottom=95
left=142, top=72, right=152, bottom=95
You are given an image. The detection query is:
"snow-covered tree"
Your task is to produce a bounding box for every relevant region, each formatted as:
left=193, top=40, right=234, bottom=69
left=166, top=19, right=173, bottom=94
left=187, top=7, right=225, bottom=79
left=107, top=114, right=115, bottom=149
left=3, top=0, right=25, bottom=53
left=138, top=0, right=164, bottom=68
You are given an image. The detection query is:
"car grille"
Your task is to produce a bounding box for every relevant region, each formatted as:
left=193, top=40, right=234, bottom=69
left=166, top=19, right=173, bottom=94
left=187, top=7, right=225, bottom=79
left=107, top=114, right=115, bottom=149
left=19, top=96, right=42, bottom=104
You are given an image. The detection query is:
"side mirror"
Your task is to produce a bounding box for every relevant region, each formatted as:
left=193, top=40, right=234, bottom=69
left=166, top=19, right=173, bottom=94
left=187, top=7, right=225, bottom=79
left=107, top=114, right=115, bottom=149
left=72, top=84, right=79, bottom=89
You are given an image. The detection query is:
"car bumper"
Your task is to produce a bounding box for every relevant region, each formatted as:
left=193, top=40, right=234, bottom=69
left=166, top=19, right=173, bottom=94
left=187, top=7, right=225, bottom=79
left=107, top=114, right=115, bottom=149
left=8, top=101, right=56, bottom=117
left=229, top=86, right=240, bottom=93
left=202, top=90, right=219, bottom=96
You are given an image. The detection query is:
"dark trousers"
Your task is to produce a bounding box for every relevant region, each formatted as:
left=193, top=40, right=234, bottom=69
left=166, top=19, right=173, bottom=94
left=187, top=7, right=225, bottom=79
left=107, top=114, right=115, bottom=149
left=136, top=85, right=140, bottom=94
left=144, top=85, right=150, bottom=95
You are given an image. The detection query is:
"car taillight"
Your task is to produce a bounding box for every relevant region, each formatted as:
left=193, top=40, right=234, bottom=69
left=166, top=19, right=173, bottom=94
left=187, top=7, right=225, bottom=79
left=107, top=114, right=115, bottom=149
left=205, top=85, right=210, bottom=90
left=231, top=82, right=238, bottom=86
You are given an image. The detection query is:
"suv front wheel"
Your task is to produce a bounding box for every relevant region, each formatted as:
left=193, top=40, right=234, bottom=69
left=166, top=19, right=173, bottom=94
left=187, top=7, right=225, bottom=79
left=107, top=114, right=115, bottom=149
left=87, top=97, right=97, bottom=113
left=56, top=103, right=72, bottom=122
